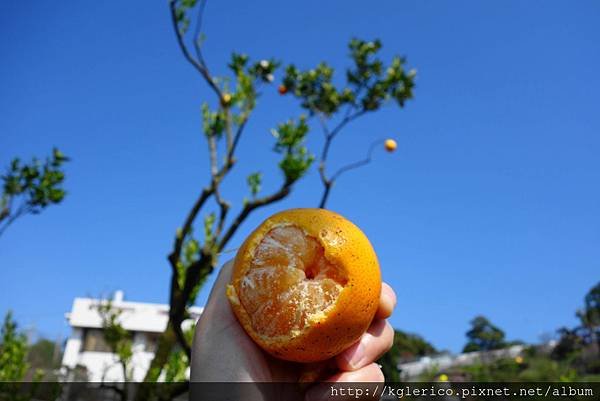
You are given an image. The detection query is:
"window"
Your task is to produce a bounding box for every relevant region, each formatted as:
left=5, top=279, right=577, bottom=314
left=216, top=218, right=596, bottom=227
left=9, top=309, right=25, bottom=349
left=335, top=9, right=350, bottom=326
left=82, top=329, right=112, bottom=352
left=144, top=332, right=161, bottom=353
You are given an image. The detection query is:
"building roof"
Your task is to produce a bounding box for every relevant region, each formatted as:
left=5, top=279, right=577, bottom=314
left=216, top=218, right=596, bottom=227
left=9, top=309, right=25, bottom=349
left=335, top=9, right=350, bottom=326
left=65, top=292, right=203, bottom=333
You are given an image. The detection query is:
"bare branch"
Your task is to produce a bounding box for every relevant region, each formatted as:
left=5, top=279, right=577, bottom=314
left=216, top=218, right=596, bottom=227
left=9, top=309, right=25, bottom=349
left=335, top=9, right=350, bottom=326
left=0, top=203, right=32, bottom=238
left=218, top=180, right=293, bottom=252
left=230, top=116, right=248, bottom=158
left=330, top=139, right=384, bottom=182
left=168, top=186, right=214, bottom=269
left=192, top=0, right=208, bottom=63
left=316, top=112, right=331, bottom=139
left=169, top=252, right=214, bottom=359
left=208, top=133, right=218, bottom=177
left=315, top=108, right=367, bottom=201
left=168, top=0, right=221, bottom=98
left=213, top=108, right=252, bottom=183
left=224, top=110, right=234, bottom=156
left=320, top=108, right=367, bottom=163
left=315, top=108, right=376, bottom=209
left=212, top=179, right=230, bottom=239
left=319, top=139, right=386, bottom=208
left=173, top=322, right=192, bottom=358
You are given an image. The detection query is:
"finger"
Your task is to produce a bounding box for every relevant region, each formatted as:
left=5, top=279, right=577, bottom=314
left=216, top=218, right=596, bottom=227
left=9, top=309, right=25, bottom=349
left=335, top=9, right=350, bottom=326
left=375, top=282, right=396, bottom=320
left=304, top=363, right=384, bottom=401
left=335, top=319, right=394, bottom=371
left=197, top=260, right=235, bottom=321
left=327, top=362, right=384, bottom=382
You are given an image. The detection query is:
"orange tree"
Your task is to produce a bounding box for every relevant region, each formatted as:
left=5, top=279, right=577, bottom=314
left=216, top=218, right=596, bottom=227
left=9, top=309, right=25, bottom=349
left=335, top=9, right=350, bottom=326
left=137, top=0, right=416, bottom=397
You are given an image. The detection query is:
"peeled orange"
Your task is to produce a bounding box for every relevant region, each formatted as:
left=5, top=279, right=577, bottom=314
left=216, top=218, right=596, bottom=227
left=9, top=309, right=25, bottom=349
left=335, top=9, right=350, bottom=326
left=226, top=208, right=381, bottom=362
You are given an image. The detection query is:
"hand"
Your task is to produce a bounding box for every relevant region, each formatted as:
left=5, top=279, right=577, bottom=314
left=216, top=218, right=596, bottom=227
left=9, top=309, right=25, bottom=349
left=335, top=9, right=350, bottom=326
left=190, top=260, right=396, bottom=400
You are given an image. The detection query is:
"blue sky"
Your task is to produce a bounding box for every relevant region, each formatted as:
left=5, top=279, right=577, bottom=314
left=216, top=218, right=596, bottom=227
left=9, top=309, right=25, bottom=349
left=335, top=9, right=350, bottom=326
left=1, top=1, right=599, bottom=353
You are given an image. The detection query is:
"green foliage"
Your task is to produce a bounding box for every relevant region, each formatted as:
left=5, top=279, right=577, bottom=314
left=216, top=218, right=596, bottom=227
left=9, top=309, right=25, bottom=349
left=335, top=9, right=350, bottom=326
left=460, top=357, right=524, bottom=381
left=96, top=300, right=134, bottom=381
left=283, top=63, right=344, bottom=115
left=164, top=350, right=189, bottom=382
left=1, top=148, right=69, bottom=236
left=378, top=329, right=437, bottom=382
left=463, top=315, right=507, bottom=353
left=551, top=282, right=600, bottom=375
left=175, top=227, right=210, bottom=306
left=0, top=312, right=50, bottom=401
left=248, top=59, right=279, bottom=83
left=246, top=172, right=262, bottom=198
left=453, top=352, right=581, bottom=382
left=552, top=327, right=585, bottom=360
left=201, top=103, right=226, bottom=138
left=577, top=281, right=600, bottom=340
left=163, top=329, right=193, bottom=382
left=227, top=53, right=259, bottom=115
left=222, top=55, right=283, bottom=145
left=518, top=355, right=578, bottom=382
left=282, top=38, right=415, bottom=116
left=417, top=350, right=588, bottom=383
left=27, top=339, right=61, bottom=377
left=271, top=116, right=314, bottom=182
left=0, top=314, right=61, bottom=401
left=0, top=312, right=28, bottom=382
left=173, top=0, right=198, bottom=35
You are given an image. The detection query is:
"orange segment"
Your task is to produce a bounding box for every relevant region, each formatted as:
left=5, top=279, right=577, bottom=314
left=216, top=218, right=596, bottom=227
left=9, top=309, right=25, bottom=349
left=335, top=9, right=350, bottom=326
left=238, top=226, right=347, bottom=338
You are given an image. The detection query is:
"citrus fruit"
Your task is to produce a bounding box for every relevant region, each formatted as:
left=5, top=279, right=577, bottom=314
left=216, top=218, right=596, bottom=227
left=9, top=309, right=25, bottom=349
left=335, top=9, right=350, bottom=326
left=226, top=208, right=381, bottom=362
left=278, top=85, right=288, bottom=95
left=384, top=139, right=397, bottom=152
left=221, top=93, right=232, bottom=106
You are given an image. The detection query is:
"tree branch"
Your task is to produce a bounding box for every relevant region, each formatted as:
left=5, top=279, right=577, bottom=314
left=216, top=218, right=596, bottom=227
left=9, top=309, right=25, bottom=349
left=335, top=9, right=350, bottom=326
left=192, top=0, right=208, bottom=64
left=214, top=186, right=229, bottom=239
left=218, top=179, right=293, bottom=252
left=316, top=108, right=367, bottom=208
left=0, top=203, right=32, bottom=238
left=329, top=139, right=384, bottom=182
left=319, top=139, right=385, bottom=208
left=208, top=133, right=218, bottom=177
left=168, top=186, right=214, bottom=270
left=168, top=0, right=221, bottom=98
left=170, top=252, right=214, bottom=358
left=319, top=108, right=367, bottom=164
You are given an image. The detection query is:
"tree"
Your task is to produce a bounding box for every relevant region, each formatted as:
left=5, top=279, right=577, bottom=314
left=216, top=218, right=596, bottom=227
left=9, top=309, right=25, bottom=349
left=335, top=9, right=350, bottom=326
left=0, top=312, right=29, bottom=382
left=135, top=1, right=416, bottom=398
left=378, top=329, right=437, bottom=382
left=463, top=315, right=507, bottom=353
left=0, top=312, right=46, bottom=401
left=0, top=148, right=69, bottom=238
left=576, top=281, right=600, bottom=350
left=26, top=339, right=62, bottom=381
left=552, top=326, right=585, bottom=361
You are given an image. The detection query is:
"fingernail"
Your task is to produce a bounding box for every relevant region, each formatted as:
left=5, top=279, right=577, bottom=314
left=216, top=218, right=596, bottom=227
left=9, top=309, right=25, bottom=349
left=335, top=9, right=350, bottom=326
left=345, top=342, right=365, bottom=369
left=383, top=284, right=397, bottom=308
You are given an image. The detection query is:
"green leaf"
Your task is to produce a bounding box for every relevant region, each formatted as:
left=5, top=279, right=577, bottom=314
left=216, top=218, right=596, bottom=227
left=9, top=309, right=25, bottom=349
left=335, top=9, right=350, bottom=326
left=271, top=116, right=314, bottom=182
left=246, top=172, right=262, bottom=197
left=203, top=213, right=216, bottom=243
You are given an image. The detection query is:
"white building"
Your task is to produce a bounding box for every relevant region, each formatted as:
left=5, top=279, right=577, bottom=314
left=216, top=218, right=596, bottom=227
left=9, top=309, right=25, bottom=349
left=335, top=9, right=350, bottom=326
left=61, top=291, right=202, bottom=382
